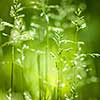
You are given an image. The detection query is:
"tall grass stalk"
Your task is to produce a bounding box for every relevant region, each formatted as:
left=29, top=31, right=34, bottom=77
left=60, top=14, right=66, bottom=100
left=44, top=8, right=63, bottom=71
left=37, top=54, right=42, bottom=100
left=11, top=46, right=14, bottom=98
left=44, top=29, right=48, bottom=100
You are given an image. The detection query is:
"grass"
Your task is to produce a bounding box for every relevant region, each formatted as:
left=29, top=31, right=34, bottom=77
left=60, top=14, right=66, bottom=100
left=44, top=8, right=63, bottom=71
left=0, top=0, right=100, bottom=100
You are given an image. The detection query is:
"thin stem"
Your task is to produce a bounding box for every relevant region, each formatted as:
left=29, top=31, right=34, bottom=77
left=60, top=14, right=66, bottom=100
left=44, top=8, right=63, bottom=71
left=11, top=46, right=14, bottom=98
left=57, top=69, right=60, bottom=100
left=73, top=27, right=79, bottom=100
left=37, top=54, right=42, bottom=100
left=44, top=29, right=49, bottom=100
left=57, top=69, right=63, bottom=100
left=56, top=63, right=61, bottom=100
left=37, top=29, right=43, bottom=100
left=74, top=27, right=78, bottom=42
left=45, top=34, right=48, bottom=82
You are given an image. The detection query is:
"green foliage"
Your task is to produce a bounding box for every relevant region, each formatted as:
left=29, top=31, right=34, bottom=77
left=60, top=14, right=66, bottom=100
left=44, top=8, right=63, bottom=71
left=0, top=0, right=99, bottom=100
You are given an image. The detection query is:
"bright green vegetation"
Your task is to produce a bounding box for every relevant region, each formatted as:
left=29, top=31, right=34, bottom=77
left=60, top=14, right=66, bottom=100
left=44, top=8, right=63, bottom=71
left=0, top=0, right=100, bottom=100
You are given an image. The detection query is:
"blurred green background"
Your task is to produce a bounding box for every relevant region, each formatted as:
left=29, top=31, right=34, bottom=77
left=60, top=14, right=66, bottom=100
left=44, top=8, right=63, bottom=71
left=0, top=0, right=100, bottom=100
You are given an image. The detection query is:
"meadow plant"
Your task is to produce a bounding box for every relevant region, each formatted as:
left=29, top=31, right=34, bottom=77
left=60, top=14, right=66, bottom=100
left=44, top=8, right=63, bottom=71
left=0, top=0, right=100, bottom=100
